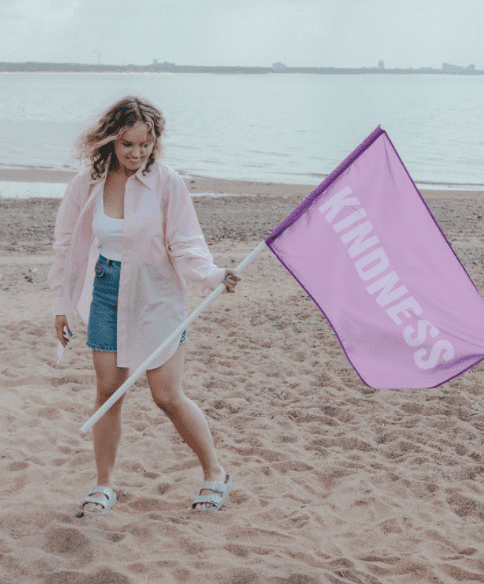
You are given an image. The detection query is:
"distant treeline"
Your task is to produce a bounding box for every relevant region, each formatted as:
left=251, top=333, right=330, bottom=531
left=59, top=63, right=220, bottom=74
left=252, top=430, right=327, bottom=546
left=1, top=62, right=484, bottom=75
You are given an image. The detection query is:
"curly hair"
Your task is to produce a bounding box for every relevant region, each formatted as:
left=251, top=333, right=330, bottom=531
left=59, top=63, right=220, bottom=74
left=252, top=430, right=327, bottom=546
left=75, top=96, right=165, bottom=180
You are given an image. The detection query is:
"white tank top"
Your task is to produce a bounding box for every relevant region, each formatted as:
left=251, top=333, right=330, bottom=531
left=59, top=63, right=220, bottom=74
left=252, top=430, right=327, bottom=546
left=92, top=189, right=125, bottom=261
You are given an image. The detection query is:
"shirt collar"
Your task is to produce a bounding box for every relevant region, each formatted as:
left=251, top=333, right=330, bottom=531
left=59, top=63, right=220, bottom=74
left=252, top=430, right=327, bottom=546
left=133, top=161, right=158, bottom=189
left=88, top=160, right=158, bottom=189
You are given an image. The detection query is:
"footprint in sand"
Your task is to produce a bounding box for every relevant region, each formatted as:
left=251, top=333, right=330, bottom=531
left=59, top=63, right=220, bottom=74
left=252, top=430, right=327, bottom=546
left=44, top=526, right=93, bottom=561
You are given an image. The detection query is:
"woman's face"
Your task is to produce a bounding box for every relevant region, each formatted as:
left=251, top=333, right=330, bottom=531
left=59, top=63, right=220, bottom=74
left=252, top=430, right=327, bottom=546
left=113, top=122, right=155, bottom=174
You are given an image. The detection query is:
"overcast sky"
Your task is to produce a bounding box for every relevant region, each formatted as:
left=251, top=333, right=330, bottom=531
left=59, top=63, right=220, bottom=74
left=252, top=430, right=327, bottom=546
left=1, top=0, right=483, bottom=69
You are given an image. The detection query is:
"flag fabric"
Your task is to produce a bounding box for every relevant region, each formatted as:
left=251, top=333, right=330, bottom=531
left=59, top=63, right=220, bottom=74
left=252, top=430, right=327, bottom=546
left=265, top=127, right=484, bottom=389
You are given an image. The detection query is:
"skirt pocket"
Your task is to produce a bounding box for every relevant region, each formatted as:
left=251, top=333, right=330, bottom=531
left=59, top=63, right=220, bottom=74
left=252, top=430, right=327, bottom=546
left=95, top=261, right=107, bottom=280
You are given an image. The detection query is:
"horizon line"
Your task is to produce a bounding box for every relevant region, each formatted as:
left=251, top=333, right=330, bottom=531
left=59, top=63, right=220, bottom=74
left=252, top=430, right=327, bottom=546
left=0, top=60, right=480, bottom=72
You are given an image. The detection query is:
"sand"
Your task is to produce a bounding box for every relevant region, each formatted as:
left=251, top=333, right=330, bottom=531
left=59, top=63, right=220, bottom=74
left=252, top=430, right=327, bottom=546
left=1, top=172, right=484, bottom=584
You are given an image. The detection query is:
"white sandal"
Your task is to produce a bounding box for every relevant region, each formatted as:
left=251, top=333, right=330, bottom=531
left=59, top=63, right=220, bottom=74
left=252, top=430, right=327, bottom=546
left=81, top=486, right=117, bottom=515
left=190, top=474, right=232, bottom=511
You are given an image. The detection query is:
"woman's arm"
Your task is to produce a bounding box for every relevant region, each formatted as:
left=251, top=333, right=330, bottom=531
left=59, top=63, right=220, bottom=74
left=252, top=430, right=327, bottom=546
left=165, top=172, right=227, bottom=293
left=47, top=173, right=88, bottom=315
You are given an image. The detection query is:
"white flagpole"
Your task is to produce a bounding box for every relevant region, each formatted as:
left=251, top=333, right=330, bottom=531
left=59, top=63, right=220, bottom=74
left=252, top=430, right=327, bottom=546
left=80, top=240, right=268, bottom=433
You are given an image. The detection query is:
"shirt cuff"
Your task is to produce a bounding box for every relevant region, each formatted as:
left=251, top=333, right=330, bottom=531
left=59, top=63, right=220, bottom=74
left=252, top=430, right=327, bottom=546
left=53, top=296, right=67, bottom=316
left=204, top=267, right=226, bottom=293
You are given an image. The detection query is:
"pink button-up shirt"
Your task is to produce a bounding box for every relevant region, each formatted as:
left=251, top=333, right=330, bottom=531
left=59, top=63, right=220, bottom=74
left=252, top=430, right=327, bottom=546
left=48, top=161, right=225, bottom=370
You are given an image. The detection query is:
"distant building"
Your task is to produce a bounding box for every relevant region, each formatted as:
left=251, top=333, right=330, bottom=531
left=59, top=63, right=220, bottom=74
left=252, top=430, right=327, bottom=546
left=442, top=62, right=464, bottom=71
left=378, top=60, right=384, bottom=69
left=150, top=60, right=176, bottom=71
left=443, top=62, right=476, bottom=73
left=272, top=62, right=287, bottom=70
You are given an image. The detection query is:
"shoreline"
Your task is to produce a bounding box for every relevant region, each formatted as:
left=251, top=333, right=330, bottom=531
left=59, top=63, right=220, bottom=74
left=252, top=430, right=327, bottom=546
left=1, top=168, right=484, bottom=201
left=0, top=168, right=317, bottom=199
left=2, top=176, right=484, bottom=260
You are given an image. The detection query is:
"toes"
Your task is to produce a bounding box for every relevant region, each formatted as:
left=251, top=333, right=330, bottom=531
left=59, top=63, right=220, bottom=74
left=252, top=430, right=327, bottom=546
left=85, top=502, right=104, bottom=510
left=193, top=502, right=214, bottom=510
left=83, top=492, right=108, bottom=512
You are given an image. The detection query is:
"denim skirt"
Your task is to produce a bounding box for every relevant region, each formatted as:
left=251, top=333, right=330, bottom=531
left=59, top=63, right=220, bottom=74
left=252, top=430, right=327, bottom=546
left=86, top=254, right=187, bottom=353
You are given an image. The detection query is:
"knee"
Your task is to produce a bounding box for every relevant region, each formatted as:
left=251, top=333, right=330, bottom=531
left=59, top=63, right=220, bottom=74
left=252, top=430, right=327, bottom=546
left=154, top=395, right=186, bottom=418
left=96, top=384, right=125, bottom=411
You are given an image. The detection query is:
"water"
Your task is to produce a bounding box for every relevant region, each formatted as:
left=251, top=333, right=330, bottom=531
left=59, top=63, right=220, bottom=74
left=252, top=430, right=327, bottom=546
left=0, top=181, right=243, bottom=199
left=1, top=71, right=483, bottom=192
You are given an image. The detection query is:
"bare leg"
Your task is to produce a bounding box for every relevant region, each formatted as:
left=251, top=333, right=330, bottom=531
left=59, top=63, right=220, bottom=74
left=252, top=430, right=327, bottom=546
left=83, top=350, right=129, bottom=511
left=146, top=345, right=226, bottom=509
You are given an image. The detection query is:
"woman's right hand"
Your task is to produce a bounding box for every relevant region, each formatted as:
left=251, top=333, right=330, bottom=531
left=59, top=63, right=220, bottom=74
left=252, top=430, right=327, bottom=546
left=55, top=315, right=72, bottom=347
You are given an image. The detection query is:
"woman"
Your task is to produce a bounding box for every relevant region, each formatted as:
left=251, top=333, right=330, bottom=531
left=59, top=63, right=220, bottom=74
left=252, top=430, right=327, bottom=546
left=48, top=96, right=239, bottom=514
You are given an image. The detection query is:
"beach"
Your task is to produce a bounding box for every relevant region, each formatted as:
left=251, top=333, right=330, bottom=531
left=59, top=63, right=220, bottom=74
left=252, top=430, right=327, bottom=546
left=1, top=171, right=484, bottom=584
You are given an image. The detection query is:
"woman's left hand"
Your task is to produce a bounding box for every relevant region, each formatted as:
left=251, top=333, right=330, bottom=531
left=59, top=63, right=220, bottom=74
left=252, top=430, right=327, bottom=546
left=223, top=269, right=240, bottom=293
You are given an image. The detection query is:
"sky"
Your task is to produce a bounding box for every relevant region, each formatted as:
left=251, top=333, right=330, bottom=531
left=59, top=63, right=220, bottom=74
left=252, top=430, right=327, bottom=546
left=1, top=0, right=483, bottom=69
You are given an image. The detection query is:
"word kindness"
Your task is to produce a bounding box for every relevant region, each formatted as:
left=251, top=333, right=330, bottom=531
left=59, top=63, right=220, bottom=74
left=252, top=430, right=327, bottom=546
left=319, top=186, right=455, bottom=371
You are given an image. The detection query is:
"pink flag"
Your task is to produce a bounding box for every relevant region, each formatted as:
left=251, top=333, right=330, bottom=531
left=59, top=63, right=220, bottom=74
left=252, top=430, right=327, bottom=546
left=266, top=127, right=484, bottom=389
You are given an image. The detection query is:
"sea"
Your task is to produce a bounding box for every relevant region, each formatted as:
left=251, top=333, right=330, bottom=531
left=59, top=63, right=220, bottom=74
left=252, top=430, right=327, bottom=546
left=1, top=71, right=484, bottom=198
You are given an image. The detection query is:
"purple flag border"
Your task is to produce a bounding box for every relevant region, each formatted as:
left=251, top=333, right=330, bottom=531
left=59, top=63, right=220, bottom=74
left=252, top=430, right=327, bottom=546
left=265, top=126, right=484, bottom=389
left=265, top=126, right=385, bottom=245
left=384, top=132, right=479, bottom=294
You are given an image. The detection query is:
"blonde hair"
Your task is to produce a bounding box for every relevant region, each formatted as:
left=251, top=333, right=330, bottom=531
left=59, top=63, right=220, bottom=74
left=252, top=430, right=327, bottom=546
left=75, top=96, right=165, bottom=179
